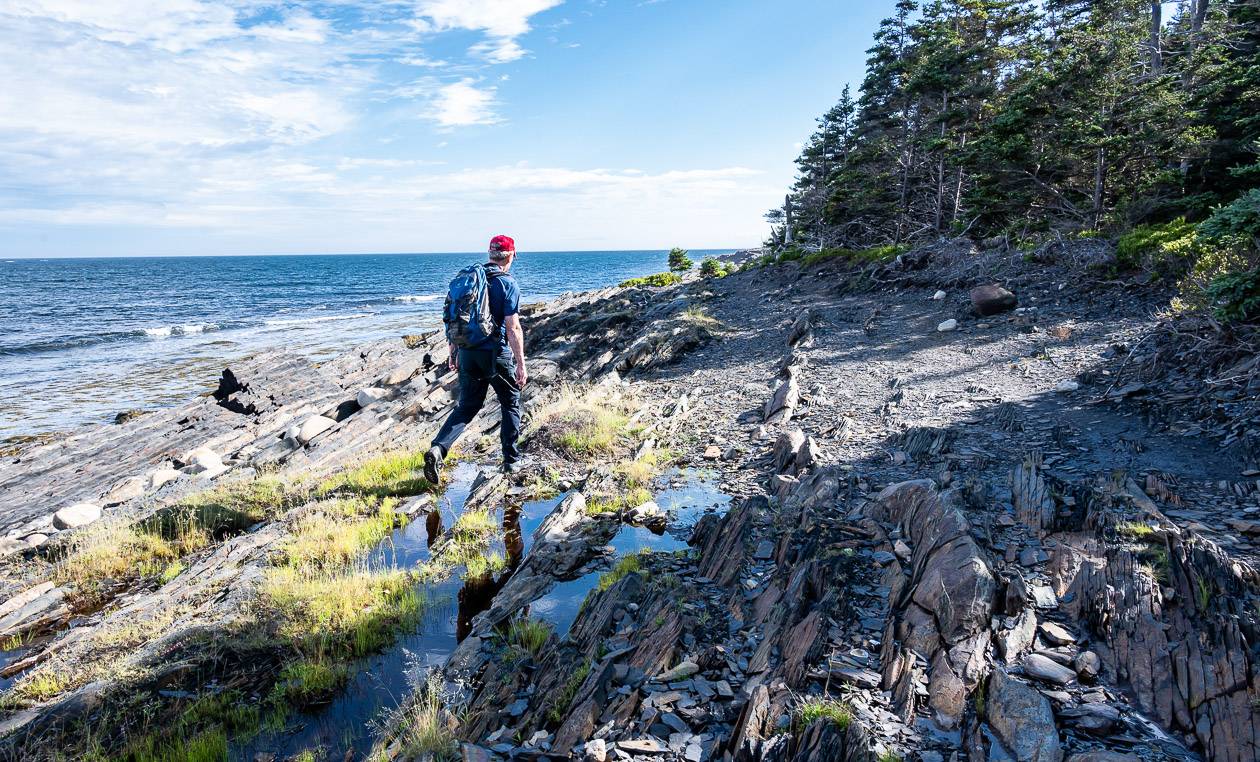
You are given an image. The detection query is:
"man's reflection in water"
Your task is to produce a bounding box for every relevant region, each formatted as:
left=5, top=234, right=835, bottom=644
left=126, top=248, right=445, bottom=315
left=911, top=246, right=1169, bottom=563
left=456, top=501, right=524, bottom=641
left=426, top=510, right=442, bottom=547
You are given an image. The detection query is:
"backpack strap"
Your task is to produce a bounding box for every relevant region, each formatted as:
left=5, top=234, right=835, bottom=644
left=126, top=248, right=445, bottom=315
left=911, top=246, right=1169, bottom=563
left=482, top=264, right=508, bottom=334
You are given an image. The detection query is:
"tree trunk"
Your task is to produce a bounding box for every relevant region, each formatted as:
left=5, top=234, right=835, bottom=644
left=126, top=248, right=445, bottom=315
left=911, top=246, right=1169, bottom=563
left=1149, top=1, right=1163, bottom=75
left=1178, top=0, right=1210, bottom=176
left=952, top=133, right=968, bottom=225
left=784, top=195, right=794, bottom=246
left=934, top=91, right=949, bottom=233
left=1182, top=0, right=1210, bottom=89
left=1093, top=144, right=1107, bottom=228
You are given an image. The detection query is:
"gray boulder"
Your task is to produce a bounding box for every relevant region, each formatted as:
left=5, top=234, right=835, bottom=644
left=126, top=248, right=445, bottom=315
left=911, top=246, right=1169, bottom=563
left=1023, top=653, right=1076, bottom=685
left=295, top=415, right=336, bottom=445
left=970, top=284, right=1017, bottom=316
left=987, top=668, right=1063, bottom=762
left=357, top=387, right=388, bottom=407
left=53, top=502, right=101, bottom=530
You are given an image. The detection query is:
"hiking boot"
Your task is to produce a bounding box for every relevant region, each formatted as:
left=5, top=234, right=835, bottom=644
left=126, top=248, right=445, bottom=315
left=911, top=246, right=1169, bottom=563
left=423, top=446, right=444, bottom=484
left=503, top=459, right=529, bottom=476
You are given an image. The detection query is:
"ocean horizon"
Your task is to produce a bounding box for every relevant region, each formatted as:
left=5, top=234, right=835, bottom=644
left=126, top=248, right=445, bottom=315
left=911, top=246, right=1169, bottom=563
left=1, top=249, right=736, bottom=440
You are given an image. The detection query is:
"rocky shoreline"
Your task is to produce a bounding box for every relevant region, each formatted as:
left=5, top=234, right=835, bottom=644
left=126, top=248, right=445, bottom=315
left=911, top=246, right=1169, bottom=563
left=1, top=239, right=1258, bottom=761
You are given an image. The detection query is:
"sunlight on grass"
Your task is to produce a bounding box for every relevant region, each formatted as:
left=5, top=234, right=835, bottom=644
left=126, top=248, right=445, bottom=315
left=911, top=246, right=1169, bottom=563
left=585, top=487, right=653, bottom=516
left=277, top=498, right=402, bottom=570
left=260, top=565, right=424, bottom=660
left=176, top=475, right=294, bottom=528
left=680, top=305, right=721, bottom=328
left=532, top=386, right=634, bottom=460
left=54, top=518, right=209, bottom=594
left=798, top=697, right=852, bottom=730
left=596, top=552, right=645, bottom=593
left=615, top=448, right=675, bottom=489
left=10, top=667, right=73, bottom=703
left=464, top=551, right=507, bottom=580
left=317, top=450, right=438, bottom=498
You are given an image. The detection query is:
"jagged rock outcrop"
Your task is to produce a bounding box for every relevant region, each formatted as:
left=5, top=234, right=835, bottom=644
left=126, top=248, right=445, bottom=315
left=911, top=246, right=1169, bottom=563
left=1051, top=488, right=1260, bottom=762
left=871, top=480, right=995, bottom=730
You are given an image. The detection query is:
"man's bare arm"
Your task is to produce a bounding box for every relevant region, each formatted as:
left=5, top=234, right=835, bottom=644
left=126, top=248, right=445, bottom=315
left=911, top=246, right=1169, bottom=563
left=505, top=314, right=527, bottom=387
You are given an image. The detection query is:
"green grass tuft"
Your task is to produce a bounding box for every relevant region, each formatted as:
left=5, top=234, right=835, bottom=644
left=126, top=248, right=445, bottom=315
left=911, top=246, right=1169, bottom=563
left=798, top=697, right=852, bottom=730
left=546, top=661, right=592, bottom=725
left=585, top=487, right=652, bottom=516
left=278, top=498, right=403, bottom=570
left=260, top=565, right=425, bottom=661
left=596, top=553, right=644, bottom=592
left=270, top=659, right=349, bottom=707
left=391, top=673, right=457, bottom=761
left=506, top=617, right=551, bottom=657
left=464, top=551, right=507, bottom=580
left=800, top=244, right=908, bottom=267
left=1116, top=521, right=1157, bottom=541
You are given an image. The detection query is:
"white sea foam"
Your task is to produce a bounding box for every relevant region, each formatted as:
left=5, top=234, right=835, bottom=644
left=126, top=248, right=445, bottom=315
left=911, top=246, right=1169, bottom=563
left=142, top=323, right=217, bottom=339
left=263, top=313, right=373, bottom=328
left=392, top=294, right=442, bottom=304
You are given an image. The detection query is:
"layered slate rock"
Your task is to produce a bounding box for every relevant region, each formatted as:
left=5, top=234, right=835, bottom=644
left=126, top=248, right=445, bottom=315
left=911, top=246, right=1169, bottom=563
left=871, top=480, right=996, bottom=730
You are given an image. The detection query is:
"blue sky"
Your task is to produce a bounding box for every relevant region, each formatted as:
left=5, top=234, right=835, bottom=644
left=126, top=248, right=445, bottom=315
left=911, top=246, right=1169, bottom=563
left=0, top=1, right=889, bottom=257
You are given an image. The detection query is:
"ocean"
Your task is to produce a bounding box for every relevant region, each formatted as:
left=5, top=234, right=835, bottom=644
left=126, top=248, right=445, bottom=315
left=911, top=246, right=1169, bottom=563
left=0, top=250, right=730, bottom=440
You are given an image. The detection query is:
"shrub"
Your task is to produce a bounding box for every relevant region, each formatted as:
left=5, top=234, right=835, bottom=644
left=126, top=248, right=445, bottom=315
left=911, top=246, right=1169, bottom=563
left=1206, top=269, right=1260, bottom=322
left=1200, top=189, right=1260, bottom=244
left=777, top=247, right=804, bottom=263
left=668, top=247, right=694, bottom=272
left=620, top=272, right=682, bottom=288
left=1115, top=218, right=1200, bottom=272
left=699, top=257, right=730, bottom=278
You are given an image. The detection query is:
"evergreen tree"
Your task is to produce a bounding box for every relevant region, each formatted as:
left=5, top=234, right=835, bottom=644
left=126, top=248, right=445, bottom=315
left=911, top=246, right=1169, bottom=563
left=767, top=0, right=1257, bottom=249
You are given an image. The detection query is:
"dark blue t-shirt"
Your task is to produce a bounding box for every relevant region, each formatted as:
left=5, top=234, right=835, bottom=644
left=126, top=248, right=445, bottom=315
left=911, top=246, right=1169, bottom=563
left=477, top=264, right=519, bottom=350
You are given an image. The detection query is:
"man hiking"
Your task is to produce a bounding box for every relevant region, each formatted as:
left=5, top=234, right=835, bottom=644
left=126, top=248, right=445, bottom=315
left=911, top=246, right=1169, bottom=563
left=424, top=234, right=528, bottom=482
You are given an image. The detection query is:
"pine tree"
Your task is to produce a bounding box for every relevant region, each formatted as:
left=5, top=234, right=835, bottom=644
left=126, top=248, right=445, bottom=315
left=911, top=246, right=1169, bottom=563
left=766, top=0, right=1257, bottom=248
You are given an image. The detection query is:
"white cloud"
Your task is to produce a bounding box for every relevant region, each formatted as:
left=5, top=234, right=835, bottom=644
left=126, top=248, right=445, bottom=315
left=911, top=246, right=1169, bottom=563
left=417, top=0, right=561, bottom=64
left=470, top=37, right=526, bottom=63
left=415, top=0, right=562, bottom=38
left=427, top=79, right=500, bottom=127
left=0, top=1, right=775, bottom=253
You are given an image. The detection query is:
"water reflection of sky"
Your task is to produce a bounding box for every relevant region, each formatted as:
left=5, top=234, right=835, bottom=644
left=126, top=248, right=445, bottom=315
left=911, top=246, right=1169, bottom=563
left=231, top=466, right=729, bottom=760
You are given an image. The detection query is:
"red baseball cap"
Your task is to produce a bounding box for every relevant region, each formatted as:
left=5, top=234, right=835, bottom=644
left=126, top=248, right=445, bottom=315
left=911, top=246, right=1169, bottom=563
left=488, top=235, right=515, bottom=255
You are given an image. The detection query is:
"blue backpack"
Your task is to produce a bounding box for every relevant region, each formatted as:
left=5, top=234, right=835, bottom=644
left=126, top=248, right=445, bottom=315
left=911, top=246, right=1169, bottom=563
left=443, top=263, right=504, bottom=349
